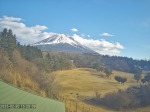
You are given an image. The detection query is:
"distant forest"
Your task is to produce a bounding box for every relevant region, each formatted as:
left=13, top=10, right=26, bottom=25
left=102, top=55, right=150, bottom=73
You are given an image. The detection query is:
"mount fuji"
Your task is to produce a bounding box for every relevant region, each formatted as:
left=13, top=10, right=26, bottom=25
left=33, top=33, right=97, bottom=54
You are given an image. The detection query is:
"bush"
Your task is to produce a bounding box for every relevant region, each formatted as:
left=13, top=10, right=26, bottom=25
left=88, top=85, right=150, bottom=110
left=144, top=74, right=150, bottom=84
left=115, top=76, right=127, bottom=84
left=138, top=85, right=150, bottom=106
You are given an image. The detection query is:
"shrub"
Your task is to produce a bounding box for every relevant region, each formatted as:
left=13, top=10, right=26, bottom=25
left=115, top=76, right=127, bottom=84
left=88, top=85, right=150, bottom=110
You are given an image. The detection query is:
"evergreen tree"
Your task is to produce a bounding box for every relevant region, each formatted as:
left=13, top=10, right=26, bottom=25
left=0, top=28, right=17, bottom=59
left=0, top=28, right=8, bottom=49
left=7, top=29, right=17, bottom=58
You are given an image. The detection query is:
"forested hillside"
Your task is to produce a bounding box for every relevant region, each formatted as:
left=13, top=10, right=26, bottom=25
left=43, top=53, right=150, bottom=73
left=102, top=55, right=150, bottom=73
left=0, top=28, right=73, bottom=98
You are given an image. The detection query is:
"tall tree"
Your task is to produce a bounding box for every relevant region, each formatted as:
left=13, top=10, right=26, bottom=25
left=104, top=67, right=112, bottom=78
left=134, top=66, right=142, bottom=82
left=0, top=29, right=17, bottom=59
left=7, top=29, right=17, bottom=58
left=0, top=28, right=8, bottom=49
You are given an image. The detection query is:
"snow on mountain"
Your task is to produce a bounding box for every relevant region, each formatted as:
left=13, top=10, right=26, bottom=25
left=34, top=33, right=81, bottom=47
left=33, top=33, right=97, bottom=54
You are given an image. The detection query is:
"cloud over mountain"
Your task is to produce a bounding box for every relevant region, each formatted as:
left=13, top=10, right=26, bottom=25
left=72, top=34, right=124, bottom=55
left=0, top=16, right=124, bottom=55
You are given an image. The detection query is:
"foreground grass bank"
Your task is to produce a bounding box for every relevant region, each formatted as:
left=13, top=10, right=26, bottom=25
left=0, top=80, right=65, bottom=112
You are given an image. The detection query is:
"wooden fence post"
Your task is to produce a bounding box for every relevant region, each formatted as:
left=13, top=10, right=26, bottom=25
left=82, top=104, right=84, bottom=112
left=76, top=102, right=77, bottom=112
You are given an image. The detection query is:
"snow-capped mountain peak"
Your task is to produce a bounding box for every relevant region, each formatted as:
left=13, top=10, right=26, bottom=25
left=34, top=33, right=81, bottom=46
left=33, top=33, right=97, bottom=54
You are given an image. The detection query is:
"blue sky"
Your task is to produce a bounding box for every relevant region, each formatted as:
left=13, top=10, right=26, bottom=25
left=0, top=0, right=150, bottom=59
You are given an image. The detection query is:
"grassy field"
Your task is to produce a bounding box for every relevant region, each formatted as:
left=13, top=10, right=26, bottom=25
left=0, top=80, right=65, bottom=112
left=1, top=68, right=148, bottom=112
left=51, top=68, right=139, bottom=112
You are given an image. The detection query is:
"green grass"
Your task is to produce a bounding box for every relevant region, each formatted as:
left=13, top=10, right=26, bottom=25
left=0, top=80, right=65, bottom=112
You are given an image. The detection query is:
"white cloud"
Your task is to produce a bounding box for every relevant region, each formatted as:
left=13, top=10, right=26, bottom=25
left=100, top=32, right=114, bottom=37
left=72, top=34, right=124, bottom=56
left=32, top=25, right=48, bottom=31
left=1, top=16, right=22, bottom=22
left=0, top=16, right=52, bottom=44
left=0, top=16, right=124, bottom=56
left=71, top=28, right=78, bottom=32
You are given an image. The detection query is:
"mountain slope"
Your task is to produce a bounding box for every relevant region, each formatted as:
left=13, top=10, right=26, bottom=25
left=33, top=34, right=97, bottom=54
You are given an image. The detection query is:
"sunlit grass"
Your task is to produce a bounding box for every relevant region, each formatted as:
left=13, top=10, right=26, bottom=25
left=52, top=68, right=139, bottom=112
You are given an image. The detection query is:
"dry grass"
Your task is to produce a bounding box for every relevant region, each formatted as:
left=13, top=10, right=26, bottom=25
left=134, top=106, right=150, bottom=112
left=54, top=68, right=138, bottom=96
left=50, top=68, right=140, bottom=112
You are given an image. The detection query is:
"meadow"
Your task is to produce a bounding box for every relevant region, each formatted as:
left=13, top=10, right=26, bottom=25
left=0, top=68, right=150, bottom=112
left=52, top=68, right=141, bottom=112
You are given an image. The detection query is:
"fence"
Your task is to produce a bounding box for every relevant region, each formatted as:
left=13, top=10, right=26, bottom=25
left=58, top=95, right=104, bottom=112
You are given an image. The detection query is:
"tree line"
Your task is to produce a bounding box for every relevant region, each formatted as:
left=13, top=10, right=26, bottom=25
left=102, top=55, right=150, bottom=73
